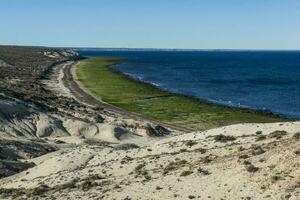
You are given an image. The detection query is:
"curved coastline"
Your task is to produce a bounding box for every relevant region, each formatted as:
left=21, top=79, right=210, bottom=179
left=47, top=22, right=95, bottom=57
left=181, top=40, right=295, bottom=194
left=63, top=58, right=193, bottom=133
left=109, top=59, right=290, bottom=119
left=72, top=56, right=290, bottom=131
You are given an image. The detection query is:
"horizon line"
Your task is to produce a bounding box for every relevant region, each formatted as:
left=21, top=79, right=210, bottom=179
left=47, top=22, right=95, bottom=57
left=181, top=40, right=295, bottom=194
left=1, top=44, right=300, bottom=51
left=72, top=47, right=300, bottom=51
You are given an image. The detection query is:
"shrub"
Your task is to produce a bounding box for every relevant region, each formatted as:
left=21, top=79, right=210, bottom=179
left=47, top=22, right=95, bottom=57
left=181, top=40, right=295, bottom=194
left=293, top=132, right=300, bottom=140
left=214, top=134, right=236, bottom=143
left=269, top=130, right=287, bottom=139
left=180, top=170, right=193, bottom=177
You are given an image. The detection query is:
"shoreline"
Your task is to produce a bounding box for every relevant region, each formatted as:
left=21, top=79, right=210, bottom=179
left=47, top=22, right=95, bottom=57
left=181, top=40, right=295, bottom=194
left=73, top=57, right=288, bottom=131
left=109, top=59, right=290, bottom=120
left=63, top=59, right=192, bottom=133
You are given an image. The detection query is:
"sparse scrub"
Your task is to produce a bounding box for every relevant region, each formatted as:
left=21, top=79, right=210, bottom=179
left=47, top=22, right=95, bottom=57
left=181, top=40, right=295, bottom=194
left=135, top=163, right=146, bottom=172
left=271, top=175, right=284, bottom=182
left=256, top=135, right=266, bottom=141
left=269, top=130, right=287, bottom=139
left=163, top=159, right=187, bottom=175
left=180, top=170, right=193, bottom=176
left=197, top=167, right=211, bottom=175
left=293, top=132, right=300, bottom=140
left=256, top=131, right=262, bottom=135
left=185, top=140, right=198, bottom=147
left=213, top=134, right=236, bottom=142
left=252, top=146, right=265, bottom=155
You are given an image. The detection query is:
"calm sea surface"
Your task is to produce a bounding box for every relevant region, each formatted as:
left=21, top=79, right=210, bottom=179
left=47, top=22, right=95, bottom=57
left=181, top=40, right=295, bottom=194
left=78, top=49, right=300, bottom=118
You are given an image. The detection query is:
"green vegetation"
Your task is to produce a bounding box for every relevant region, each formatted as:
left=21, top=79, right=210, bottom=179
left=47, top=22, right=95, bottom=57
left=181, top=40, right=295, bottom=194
left=76, top=57, right=286, bottom=131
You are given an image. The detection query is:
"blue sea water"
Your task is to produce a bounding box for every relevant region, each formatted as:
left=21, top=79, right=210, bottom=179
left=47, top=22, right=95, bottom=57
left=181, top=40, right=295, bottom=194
left=78, top=49, right=300, bottom=118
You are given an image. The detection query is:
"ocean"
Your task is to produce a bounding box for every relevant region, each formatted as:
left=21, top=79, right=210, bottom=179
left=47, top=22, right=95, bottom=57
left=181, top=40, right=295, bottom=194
left=78, top=49, right=300, bottom=118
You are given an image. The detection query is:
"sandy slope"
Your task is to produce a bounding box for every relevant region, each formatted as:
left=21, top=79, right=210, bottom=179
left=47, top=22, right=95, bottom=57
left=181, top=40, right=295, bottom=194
left=0, top=58, right=173, bottom=183
left=0, top=121, right=299, bottom=200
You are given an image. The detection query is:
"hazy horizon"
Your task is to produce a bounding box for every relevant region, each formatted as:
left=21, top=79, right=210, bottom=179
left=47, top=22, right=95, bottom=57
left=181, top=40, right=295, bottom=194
left=2, top=45, right=300, bottom=51
left=1, top=0, right=300, bottom=49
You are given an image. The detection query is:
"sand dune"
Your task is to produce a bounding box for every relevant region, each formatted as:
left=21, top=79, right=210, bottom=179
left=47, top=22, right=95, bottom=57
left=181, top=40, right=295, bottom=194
left=1, top=119, right=299, bottom=199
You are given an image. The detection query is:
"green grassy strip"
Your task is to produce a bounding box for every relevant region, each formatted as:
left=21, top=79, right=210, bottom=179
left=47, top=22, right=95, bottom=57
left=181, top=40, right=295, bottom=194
left=76, top=57, right=287, bottom=131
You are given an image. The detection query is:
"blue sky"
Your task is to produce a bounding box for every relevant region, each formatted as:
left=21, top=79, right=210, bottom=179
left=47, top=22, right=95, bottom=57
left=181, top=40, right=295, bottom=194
left=1, top=0, right=300, bottom=49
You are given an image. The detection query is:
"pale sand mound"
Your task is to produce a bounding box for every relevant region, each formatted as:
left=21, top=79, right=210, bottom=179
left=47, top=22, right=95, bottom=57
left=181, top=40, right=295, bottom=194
left=0, top=121, right=299, bottom=200
left=0, top=93, right=169, bottom=183
left=0, top=94, right=164, bottom=144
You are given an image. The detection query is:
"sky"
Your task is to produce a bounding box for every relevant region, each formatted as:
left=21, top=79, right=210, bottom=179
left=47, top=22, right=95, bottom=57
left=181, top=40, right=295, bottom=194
left=1, top=0, right=300, bottom=49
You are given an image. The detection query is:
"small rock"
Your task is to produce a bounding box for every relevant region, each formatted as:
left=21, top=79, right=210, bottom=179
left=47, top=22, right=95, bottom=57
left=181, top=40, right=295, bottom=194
left=252, top=146, right=265, bottom=155
left=244, top=162, right=259, bottom=173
